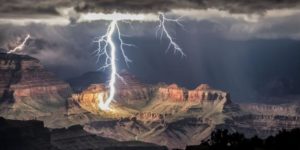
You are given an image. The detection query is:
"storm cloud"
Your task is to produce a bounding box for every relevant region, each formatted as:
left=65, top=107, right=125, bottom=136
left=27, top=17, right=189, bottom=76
left=1, top=0, right=300, bottom=25
left=1, top=0, right=300, bottom=14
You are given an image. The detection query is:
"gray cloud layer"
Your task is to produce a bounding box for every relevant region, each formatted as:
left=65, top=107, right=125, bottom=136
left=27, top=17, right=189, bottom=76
left=1, top=0, right=300, bottom=16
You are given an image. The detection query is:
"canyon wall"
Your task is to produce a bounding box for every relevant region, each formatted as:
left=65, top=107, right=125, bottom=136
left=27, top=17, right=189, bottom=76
left=157, top=83, right=230, bottom=103
left=221, top=103, right=300, bottom=138
left=0, top=52, right=72, bottom=120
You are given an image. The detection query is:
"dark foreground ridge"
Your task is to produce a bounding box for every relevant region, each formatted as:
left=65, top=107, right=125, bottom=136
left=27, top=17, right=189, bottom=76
left=186, top=129, right=300, bottom=150
left=2, top=116, right=300, bottom=150
left=0, top=117, right=167, bottom=150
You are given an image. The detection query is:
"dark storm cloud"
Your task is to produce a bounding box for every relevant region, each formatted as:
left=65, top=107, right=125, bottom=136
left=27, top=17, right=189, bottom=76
left=0, top=0, right=300, bottom=17
left=0, top=22, right=109, bottom=77
left=0, top=0, right=66, bottom=16
left=76, top=0, right=300, bottom=14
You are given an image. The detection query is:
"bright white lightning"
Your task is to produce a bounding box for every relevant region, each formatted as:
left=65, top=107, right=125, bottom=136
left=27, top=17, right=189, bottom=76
left=95, top=20, right=133, bottom=111
left=156, top=13, right=185, bottom=56
left=8, top=34, right=31, bottom=54
left=95, top=13, right=184, bottom=111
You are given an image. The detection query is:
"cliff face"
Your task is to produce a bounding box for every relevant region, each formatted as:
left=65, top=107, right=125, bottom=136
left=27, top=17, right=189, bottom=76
left=220, top=103, right=300, bottom=138
left=158, top=84, right=186, bottom=102
left=74, top=79, right=230, bottom=149
left=157, top=83, right=230, bottom=103
left=72, top=84, right=108, bottom=114
left=72, top=72, right=156, bottom=113
left=84, top=116, right=220, bottom=149
left=0, top=117, right=166, bottom=150
left=115, top=72, right=156, bottom=108
left=188, top=84, right=230, bottom=103
left=240, top=104, right=300, bottom=116
left=0, top=52, right=72, bottom=120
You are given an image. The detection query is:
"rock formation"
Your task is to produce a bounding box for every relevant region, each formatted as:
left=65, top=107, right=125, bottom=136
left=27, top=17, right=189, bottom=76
left=75, top=80, right=230, bottom=149
left=188, top=84, right=230, bottom=103
left=114, top=71, right=155, bottom=107
left=0, top=117, right=166, bottom=150
left=157, top=83, right=230, bottom=103
left=157, top=84, right=186, bottom=102
left=72, top=71, right=155, bottom=112
left=84, top=116, right=218, bottom=149
left=72, top=84, right=108, bottom=114
left=4, top=53, right=298, bottom=149
left=0, top=52, right=233, bottom=149
left=221, top=103, right=300, bottom=138
left=0, top=52, right=72, bottom=120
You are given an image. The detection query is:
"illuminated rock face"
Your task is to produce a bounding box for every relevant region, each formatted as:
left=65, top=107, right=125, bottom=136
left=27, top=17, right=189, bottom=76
left=158, top=84, right=186, bottom=102
left=72, top=84, right=108, bottom=113
left=114, top=71, right=155, bottom=107
left=157, top=83, right=230, bottom=103
left=0, top=52, right=72, bottom=119
left=73, top=72, right=156, bottom=111
left=188, top=84, right=230, bottom=103
left=74, top=80, right=230, bottom=114
left=0, top=53, right=71, bottom=101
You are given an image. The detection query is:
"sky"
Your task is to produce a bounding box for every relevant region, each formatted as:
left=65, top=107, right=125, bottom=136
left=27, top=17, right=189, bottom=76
left=1, top=0, right=300, bottom=102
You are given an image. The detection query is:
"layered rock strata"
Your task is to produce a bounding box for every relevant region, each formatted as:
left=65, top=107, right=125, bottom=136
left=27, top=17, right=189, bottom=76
left=0, top=52, right=72, bottom=119
left=157, top=83, right=230, bottom=103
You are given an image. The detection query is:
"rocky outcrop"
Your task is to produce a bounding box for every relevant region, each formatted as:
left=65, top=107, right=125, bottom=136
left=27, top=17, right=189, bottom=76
left=52, top=124, right=167, bottom=150
left=79, top=83, right=229, bottom=149
left=84, top=117, right=217, bottom=149
left=188, top=84, right=230, bottom=103
left=221, top=103, right=300, bottom=138
left=73, top=79, right=230, bottom=115
left=158, top=84, right=186, bottom=102
left=0, top=117, right=166, bottom=150
left=72, top=72, right=155, bottom=112
left=133, top=112, right=168, bottom=121
left=0, top=52, right=72, bottom=120
left=240, top=104, right=300, bottom=116
left=157, top=83, right=230, bottom=103
left=72, top=84, right=108, bottom=114
left=115, top=71, right=155, bottom=107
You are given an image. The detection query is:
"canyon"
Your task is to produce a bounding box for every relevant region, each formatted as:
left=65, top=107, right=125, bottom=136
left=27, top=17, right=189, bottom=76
left=0, top=52, right=300, bottom=149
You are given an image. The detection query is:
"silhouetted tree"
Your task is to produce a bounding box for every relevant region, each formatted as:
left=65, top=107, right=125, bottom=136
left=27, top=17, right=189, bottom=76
left=186, top=128, right=300, bottom=150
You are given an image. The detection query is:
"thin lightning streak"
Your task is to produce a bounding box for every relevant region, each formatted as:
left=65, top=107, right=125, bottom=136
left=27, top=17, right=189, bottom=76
left=8, top=34, right=31, bottom=54
left=95, top=13, right=185, bottom=111
left=156, top=13, right=185, bottom=56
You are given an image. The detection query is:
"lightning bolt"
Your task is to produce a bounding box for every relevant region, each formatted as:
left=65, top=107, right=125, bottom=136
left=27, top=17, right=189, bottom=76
left=156, top=13, right=185, bottom=56
left=8, top=34, right=31, bottom=54
left=95, top=13, right=184, bottom=111
left=94, top=20, right=133, bottom=111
